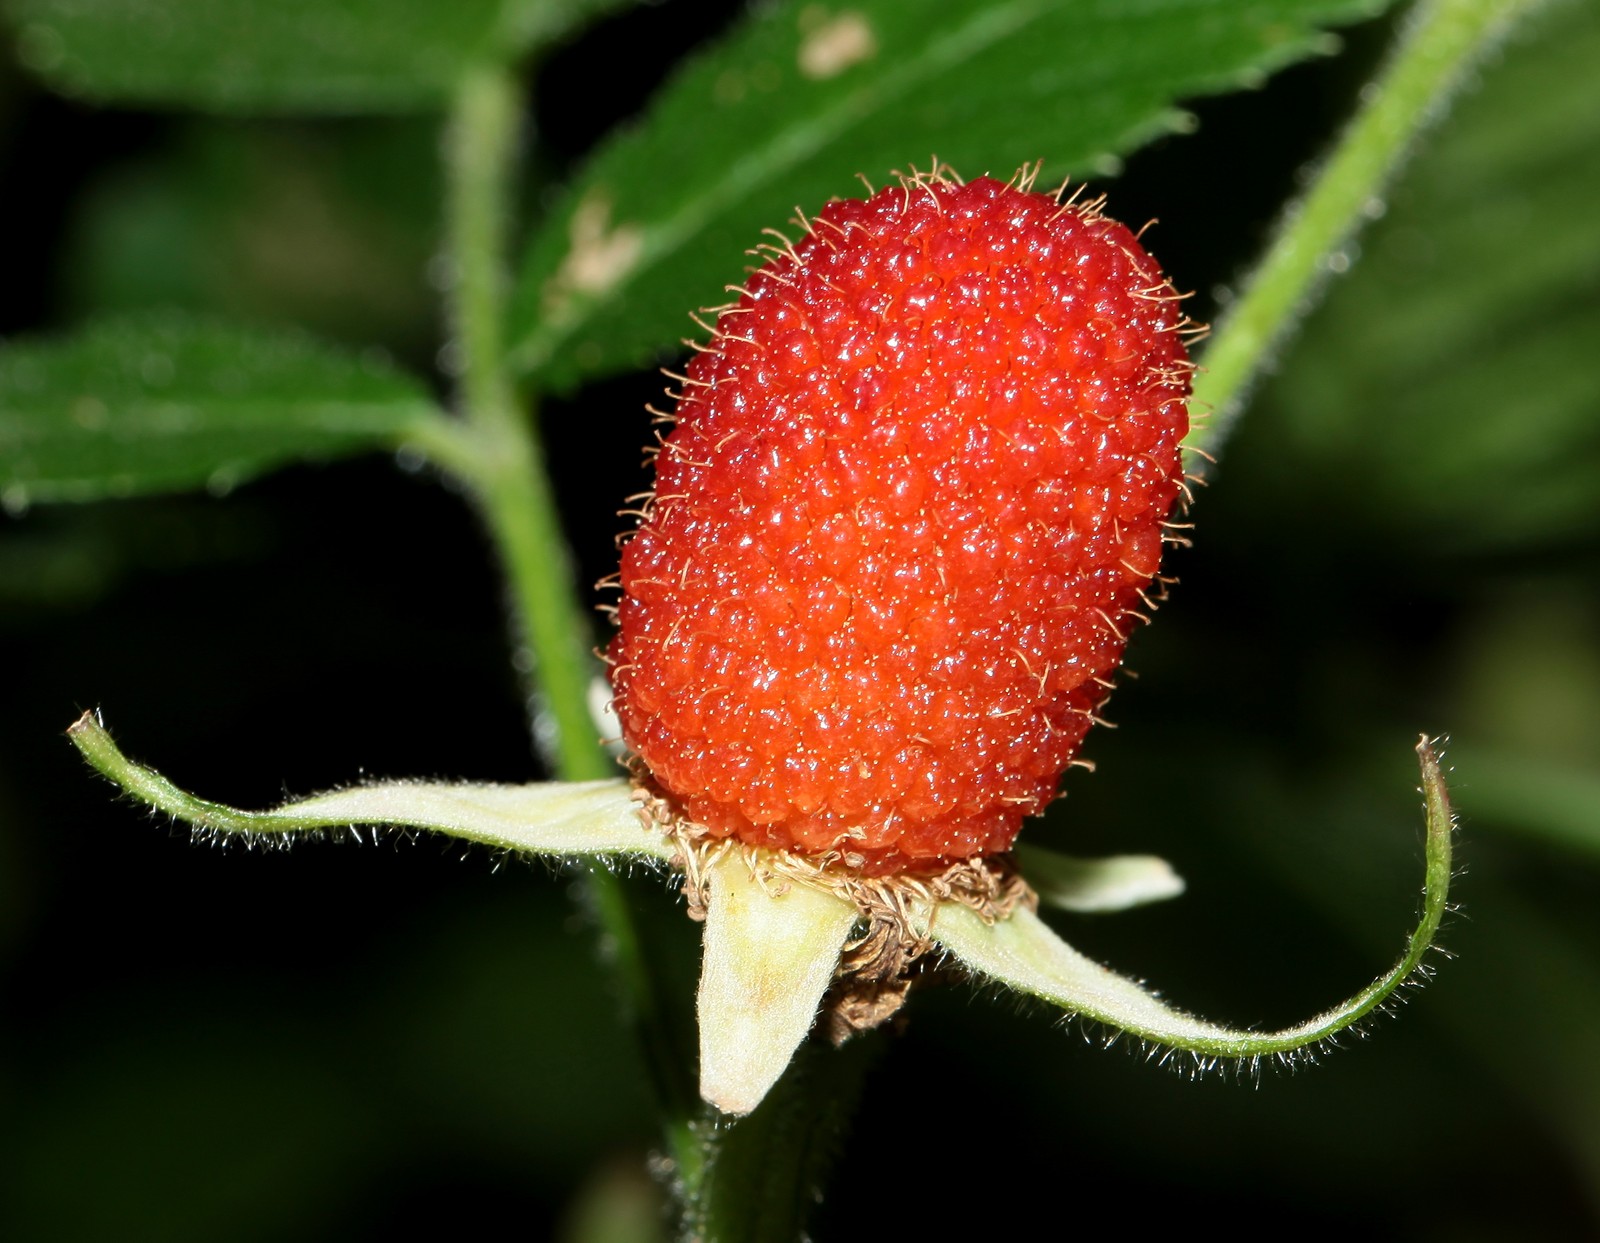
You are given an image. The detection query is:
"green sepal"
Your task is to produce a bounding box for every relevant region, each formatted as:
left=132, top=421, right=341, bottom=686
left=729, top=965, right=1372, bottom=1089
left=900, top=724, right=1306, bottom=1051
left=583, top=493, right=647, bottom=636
left=67, top=711, right=668, bottom=860
left=1015, top=843, right=1186, bottom=913
left=935, top=738, right=1454, bottom=1067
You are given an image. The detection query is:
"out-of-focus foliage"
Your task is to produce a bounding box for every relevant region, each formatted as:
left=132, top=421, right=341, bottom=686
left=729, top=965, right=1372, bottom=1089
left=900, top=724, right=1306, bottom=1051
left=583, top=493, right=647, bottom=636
left=1234, top=0, right=1600, bottom=556
left=4, top=0, right=635, bottom=112
left=60, top=121, right=442, bottom=353
left=0, top=312, right=440, bottom=502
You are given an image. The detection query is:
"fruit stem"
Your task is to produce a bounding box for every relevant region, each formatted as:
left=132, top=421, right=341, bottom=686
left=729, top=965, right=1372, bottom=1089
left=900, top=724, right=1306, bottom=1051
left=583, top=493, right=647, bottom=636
left=684, top=1034, right=884, bottom=1243
left=440, top=62, right=705, bottom=1189
left=1187, top=0, right=1536, bottom=461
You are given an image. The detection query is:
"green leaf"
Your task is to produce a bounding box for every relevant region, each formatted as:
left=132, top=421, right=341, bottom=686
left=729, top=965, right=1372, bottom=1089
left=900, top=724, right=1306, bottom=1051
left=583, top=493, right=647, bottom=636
left=1236, top=0, right=1600, bottom=554
left=6, top=0, right=634, bottom=114
left=508, top=0, right=1394, bottom=391
left=0, top=313, right=444, bottom=505
left=1449, top=746, right=1600, bottom=860
left=67, top=710, right=671, bottom=859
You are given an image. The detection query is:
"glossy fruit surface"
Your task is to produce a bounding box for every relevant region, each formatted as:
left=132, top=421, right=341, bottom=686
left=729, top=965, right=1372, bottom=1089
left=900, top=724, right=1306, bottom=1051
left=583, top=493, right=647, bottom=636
left=609, top=170, right=1192, bottom=874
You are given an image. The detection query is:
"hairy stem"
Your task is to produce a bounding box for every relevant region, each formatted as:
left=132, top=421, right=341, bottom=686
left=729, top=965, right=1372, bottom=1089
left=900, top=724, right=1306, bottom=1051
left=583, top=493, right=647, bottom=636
left=441, top=62, right=704, bottom=1189
left=1187, top=0, right=1536, bottom=460
left=684, top=1036, right=884, bottom=1243
left=447, top=66, right=598, bottom=774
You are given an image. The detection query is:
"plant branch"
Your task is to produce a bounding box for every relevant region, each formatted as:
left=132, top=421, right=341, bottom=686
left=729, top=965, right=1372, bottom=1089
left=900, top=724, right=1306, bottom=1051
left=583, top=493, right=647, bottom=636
left=445, top=66, right=600, bottom=777
left=1187, top=0, right=1537, bottom=461
left=449, top=67, right=517, bottom=435
left=684, top=1035, right=884, bottom=1243
left=440, top=61, right=704, bottom=1187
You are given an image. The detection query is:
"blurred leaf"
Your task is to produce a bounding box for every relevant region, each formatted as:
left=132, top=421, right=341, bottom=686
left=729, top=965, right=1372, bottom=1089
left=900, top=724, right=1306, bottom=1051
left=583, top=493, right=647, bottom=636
left=0, top=25, right=18, bottom=128
left=1451, top=746, right=1600, bottom=859
left=1239, top=0, right=1600, bottom=554
left=1447, top=587, right=1600, bottom=768
left=376, top=894, right=660, bottom=1178
left=4, top=1031, right=380, bottom=1242
left=6, top=0, right=635, bottom=114
left=1441, top=882, right=1600, bottom=1206
left=1440, top=587, right=1600, bottom=860
left=0, top=312, right=443, bottom=504
left=508, top=0, right=1393, bottom=391
left=557, top=1162, right=668, bottom=1243
left=63, top=121, right=441, bottom=353
left=0, top=500, right=270, bottom=612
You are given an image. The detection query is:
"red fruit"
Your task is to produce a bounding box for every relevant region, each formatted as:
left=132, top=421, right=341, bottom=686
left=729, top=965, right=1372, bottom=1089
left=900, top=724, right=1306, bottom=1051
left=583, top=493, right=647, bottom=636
left=608, top=168, right=1193, bottom=876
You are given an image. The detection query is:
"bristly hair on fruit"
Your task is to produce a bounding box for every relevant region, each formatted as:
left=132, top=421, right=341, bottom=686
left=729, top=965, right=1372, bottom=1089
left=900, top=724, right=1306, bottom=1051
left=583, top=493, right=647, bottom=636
left=604, top=160, right=1199, bottom=876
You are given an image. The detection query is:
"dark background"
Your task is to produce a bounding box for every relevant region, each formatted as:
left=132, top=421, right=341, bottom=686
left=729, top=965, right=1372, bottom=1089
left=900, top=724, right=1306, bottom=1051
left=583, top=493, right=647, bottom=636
left=4, top=2, right=1599, bottom=1239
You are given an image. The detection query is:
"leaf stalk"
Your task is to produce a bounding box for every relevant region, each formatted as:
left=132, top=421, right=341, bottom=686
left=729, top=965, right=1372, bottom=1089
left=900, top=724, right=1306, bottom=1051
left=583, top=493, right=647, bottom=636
left=1188, top=0, right=1538, bottom=459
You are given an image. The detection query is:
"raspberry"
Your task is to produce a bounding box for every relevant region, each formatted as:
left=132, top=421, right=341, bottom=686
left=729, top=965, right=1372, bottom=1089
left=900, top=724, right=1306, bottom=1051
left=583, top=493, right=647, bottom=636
left=607, top=168, right=1193, bottom=876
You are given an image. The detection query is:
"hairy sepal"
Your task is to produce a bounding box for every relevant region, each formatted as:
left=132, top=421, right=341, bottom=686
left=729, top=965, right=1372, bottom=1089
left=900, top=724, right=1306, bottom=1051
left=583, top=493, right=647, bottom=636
left=696, top=850, right=858, bottom=1116
left=1016, top=843, right=1186, bottom=913
left=934, top=737, right=1455, bottom=1071
left=67, top=710, right=670, bottom=860
left=71, top=712, right=1455, bottom=1106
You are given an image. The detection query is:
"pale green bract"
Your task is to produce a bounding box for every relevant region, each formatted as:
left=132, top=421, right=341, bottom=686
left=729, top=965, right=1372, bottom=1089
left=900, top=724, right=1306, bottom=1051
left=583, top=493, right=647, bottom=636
left=69, top=710, right=1454, bottom=1117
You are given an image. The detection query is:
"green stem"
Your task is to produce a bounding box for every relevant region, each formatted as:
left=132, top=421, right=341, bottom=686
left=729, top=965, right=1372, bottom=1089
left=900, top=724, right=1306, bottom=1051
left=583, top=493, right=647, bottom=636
left=446, top=66, right=599, bottom=775
left=685, top=1036, right=883, bottom=1243
left=450, top=68, right=517, bottom=435
left=440, top=62, right=704, bottom=1191
left=1187, top=0, right=1535, bottom=460
left=441, top=69, right=857, bottom=1234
